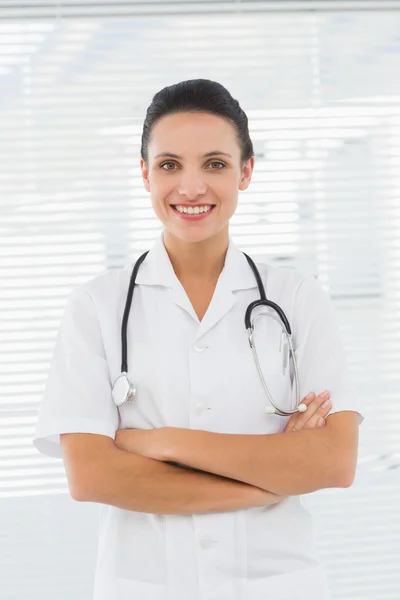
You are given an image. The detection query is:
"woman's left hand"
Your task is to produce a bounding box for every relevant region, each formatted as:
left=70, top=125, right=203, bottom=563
left=114, top=427, right=172, bottom=461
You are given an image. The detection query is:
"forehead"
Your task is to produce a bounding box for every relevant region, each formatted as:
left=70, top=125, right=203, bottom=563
left=148, top=112, right=239, bottom=157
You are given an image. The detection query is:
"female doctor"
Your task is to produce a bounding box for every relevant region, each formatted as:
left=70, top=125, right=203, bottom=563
left=33, top=78, right=364, bottom=600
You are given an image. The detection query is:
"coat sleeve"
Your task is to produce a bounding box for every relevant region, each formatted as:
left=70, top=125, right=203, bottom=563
left=291, top=273, right=364, bottom=426
left=32, top=285, right=120, bottom=458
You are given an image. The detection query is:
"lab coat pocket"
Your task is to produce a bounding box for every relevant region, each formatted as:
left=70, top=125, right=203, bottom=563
left=245, top=563, right=331, bottom=600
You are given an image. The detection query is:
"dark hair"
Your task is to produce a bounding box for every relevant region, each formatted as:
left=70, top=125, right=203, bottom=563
left=140, top=79, right=254, bottom=165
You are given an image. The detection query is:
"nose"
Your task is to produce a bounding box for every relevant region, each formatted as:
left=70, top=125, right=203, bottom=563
left=177, top=168, right=207, bottom=200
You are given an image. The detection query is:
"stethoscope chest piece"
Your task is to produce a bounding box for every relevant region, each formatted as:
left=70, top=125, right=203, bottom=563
left=112, top=372, right=136, bottom=407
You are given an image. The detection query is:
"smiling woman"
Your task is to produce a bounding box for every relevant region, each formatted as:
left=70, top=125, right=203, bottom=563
left=33, top=78, right=363, bottom=600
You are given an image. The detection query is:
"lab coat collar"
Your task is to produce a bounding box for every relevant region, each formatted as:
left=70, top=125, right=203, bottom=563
left=134, top=231, right=257, bottom=292
left=134, top=231, right=260, bottom=341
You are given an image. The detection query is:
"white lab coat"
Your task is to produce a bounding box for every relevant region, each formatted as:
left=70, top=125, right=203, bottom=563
left=33, top=231, right=364, bottom=600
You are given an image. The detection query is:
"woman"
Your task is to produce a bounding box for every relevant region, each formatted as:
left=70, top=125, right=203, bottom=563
left=33, top=79, right=364, bottom=600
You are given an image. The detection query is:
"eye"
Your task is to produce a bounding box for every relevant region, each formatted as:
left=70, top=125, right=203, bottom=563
left=160, top=161, right=177, bottom=171
left=208, top=161, right=226, bottom=169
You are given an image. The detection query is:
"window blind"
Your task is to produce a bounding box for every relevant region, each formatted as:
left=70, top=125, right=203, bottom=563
left=0, top=2, right=399, bottom=598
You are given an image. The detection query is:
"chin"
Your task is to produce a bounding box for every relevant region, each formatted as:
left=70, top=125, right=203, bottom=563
left=166, top=224, right=228, bottom=246
left=169, top=229, right=213, bottom=244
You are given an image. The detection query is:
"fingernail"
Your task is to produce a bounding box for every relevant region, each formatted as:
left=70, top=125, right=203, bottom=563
left=306, top=392, right=315, bottom=400
left=321, top=399, right=331, bottom=408
left=320, top=390, right=330, bottom=400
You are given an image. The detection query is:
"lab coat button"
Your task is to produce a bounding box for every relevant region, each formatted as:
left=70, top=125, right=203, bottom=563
left=193, top=344, right=207, bottom=353
left=199, top=535, right=218, bottom=549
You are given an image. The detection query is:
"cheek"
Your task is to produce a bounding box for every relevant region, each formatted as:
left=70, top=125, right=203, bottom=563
left=213, top=180, right=238, bottom=217
left=219, top=172, right=240, bottom=197
left=150, top=184, right=170, bottom=210
left=151, top=200, right=169, bottom=223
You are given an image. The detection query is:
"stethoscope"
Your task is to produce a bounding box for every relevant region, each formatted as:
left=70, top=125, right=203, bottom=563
left=111, top=250, right=307, bottom=417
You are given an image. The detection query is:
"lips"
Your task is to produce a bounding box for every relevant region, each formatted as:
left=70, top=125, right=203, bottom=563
left=170, top=204, right=215, bottom=214
left=171, top=204, right=216, bottom=219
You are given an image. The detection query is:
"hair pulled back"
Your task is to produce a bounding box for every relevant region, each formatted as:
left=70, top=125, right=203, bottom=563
left=140, top=79, right=254, bottom=165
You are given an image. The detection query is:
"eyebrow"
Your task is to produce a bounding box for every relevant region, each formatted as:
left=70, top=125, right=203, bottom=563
left=154, top=151, right=233, bottom=160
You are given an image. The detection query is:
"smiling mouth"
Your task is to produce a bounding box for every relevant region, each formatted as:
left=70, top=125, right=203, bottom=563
left=170, top=205, right=217, bottom=220
left=171, top=205, right=216, bottom=214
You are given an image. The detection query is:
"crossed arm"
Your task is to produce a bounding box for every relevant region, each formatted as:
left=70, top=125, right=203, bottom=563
left=115, top=411, right=359, bottom=496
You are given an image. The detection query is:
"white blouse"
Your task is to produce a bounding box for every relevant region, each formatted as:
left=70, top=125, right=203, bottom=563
left=33, top=231, right=364, bottom=600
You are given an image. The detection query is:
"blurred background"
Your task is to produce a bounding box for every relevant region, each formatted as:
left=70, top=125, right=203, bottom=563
left=0, top=0, right=399, bottom=598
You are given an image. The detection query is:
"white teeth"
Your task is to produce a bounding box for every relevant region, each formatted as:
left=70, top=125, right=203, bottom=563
left=174, top=205, right=213, bottom=214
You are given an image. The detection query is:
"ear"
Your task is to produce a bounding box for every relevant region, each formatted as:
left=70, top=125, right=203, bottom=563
left=140, top=158, right=151, bottom=193
left=239, top=156, right=255, bottom=192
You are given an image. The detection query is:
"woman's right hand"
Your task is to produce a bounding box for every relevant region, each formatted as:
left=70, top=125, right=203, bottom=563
left=284, top=390, right=332, bottom=433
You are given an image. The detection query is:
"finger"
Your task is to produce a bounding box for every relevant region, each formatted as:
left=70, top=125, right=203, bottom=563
left=295, top=391, right=330, bottom=430
left=292, top=400, right=332, bottom=431
left=302, top=392, right=317, bottom=406
left=284, top=391, right=316, bottom=432
left=284, top=415, right=297, bottom=433
left=314, top=400, right=333, bottom=427
left=302, top=412, right=328, bottom=429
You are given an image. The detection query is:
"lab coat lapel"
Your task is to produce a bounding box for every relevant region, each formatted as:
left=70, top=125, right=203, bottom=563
left=191, top=267, right=235, bottom=345
left=167, top=255, right=240, bottom=333
left=192, top=238, right=258, bottom=345
left=134, top=232, right=204, bottom=321
left=168, top=282, right=200, bottom=323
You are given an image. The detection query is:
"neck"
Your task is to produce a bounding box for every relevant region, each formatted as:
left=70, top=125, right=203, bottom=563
left=162, top=229, right=229, bottom=284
